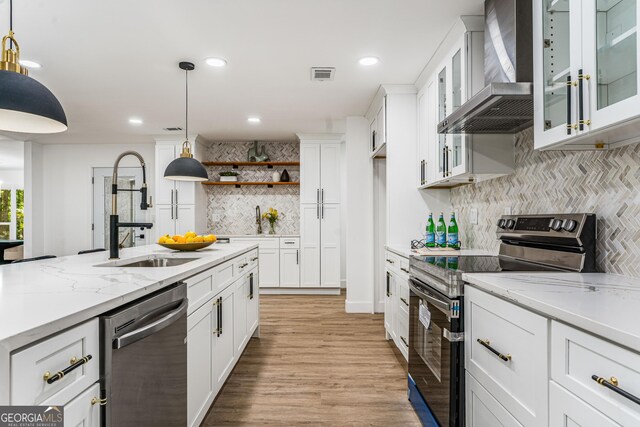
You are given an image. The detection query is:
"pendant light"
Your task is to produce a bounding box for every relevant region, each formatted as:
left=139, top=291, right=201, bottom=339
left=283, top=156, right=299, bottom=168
left=0, top=0, right=67, bottom=133
left=163, top=61, right=208, bottom=182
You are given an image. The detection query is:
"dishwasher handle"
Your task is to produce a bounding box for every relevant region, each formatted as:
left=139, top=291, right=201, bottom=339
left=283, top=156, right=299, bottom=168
left=113, top=298, right=188, bottom=349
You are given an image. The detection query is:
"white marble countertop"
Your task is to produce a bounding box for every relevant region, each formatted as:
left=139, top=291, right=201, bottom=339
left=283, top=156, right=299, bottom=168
left=463, top=272, right=640, bottom=352
left=220, top=234, right=300, bottom=238
left=385, top=244, right=496, bottom=259
left=0, top=242, right=257, bottom=352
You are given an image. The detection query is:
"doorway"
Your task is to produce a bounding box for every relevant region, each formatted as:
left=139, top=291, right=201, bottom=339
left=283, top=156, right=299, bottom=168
left=92, top=167, right=149, bottom=250
left=373, top=158, right=387, bottom=313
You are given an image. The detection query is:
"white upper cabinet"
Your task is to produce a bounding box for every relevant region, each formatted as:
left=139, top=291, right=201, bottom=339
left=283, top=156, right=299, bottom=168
left=300, top=143, right=321, bottom=204
left=417, top=17, right=514, bottom=188
left=534, top=0, right=640, bottom=150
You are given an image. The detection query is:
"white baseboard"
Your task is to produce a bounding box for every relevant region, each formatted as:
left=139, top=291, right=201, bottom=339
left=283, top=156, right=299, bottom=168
left=345, top=300, right=374, bottom=313
left=259, top=288, right=341, bottom=295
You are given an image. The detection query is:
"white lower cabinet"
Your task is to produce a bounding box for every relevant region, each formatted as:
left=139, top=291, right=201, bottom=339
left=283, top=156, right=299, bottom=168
left=466, top=286, right=640, bottom=427
left=63, top=382, right=101, bottom=427
left=549, top=381, right=618, bottom=427
left=230, top=237, right=300, bottom=288
left=186, top=253, right=260, bottom=427
left=383, top=250, right=410, bottom=361
left=466, top=372, right=523, bottom=427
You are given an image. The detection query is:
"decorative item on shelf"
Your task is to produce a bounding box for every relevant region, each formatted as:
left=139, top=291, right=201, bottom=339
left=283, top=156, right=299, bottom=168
left=280, top=169, right=290, bottom=182
left=163, top=62, right=208, bottom=182
left=247, top=141, right=270, bottom=162
left=0, top=0, right=67, bottom=133
left=262, top=207, right=280, bottom=235
left=271, top=170, right=281, bottom=182
left=219, top=171, right=239, bottom=182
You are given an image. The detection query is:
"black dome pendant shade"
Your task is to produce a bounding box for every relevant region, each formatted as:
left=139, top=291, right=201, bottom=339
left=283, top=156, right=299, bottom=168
left=0, top=70, right=67, bottom=133
left=164, top=61, right=208, bottom=182
left=0, top=1, right=67, bottom=134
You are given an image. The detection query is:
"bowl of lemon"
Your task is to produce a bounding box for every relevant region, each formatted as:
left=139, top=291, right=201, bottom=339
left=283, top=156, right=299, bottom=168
left=157, top=232, right=217, bottom=251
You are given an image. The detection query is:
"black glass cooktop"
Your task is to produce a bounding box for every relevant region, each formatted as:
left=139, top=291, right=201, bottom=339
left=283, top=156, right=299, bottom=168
left=411, top=255, right=560, bottom=274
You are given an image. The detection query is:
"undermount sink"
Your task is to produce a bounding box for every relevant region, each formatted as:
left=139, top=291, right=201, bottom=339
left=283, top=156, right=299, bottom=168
left=96, top=255, right=200, bottom=268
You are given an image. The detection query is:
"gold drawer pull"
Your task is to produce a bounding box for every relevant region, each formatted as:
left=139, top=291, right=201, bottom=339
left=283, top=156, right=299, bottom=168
left=43, top=355, right=92, bottom=384
left=477, top=339, right=511, bottom=362
left=91, top=397, right=108, bottom=406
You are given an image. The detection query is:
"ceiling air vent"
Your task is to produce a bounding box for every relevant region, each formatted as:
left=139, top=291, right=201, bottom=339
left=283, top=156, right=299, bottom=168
left=311, top=67, right=335, bottom=81
left=163, top=127, right=183, bottom=131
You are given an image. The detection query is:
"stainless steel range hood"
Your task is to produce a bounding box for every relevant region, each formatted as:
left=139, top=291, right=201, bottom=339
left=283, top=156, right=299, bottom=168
left=438, top=0, right=533, bottom=134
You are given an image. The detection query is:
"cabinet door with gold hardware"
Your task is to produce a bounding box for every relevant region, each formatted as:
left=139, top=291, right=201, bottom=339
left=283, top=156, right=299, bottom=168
left=465, top=286, right=548, bottom=426
left=62, top=383, right=101, bottom=427
left=583, top=0, right=640, bottom=133
left=534, top=0, right=585, bottom=149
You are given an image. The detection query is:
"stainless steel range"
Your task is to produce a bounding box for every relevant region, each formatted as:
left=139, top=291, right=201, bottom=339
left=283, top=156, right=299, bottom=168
left=407, top=213, right=596, bottom=426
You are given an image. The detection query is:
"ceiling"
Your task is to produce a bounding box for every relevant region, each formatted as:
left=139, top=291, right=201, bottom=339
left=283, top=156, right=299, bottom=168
left=0, top=0, right=483, bottom=144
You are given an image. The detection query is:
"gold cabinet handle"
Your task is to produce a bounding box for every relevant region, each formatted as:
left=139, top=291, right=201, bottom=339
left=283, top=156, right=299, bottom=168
left=91, top=397, right=108, bottom=406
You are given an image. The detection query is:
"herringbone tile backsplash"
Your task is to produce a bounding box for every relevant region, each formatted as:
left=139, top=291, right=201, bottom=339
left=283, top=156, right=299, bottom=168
left=203, top=141, right=300, bottom=235
left=451, top=128, right=640, bottom=276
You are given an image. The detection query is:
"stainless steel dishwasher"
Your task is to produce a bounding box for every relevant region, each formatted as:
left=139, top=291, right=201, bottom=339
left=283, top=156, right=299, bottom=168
left=101, top=282, right=187, bottom=426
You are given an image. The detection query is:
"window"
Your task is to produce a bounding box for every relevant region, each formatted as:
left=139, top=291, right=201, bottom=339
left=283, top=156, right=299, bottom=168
left=0, top=189, right=24, bottom=241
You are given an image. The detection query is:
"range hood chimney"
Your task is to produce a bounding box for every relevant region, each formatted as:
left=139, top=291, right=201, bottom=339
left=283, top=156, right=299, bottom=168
left=438, top=0, right=533, bottom=134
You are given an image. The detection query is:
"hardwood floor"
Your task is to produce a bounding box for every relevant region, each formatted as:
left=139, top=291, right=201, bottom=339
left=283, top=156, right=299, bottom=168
left=204, top=292, right=421, bottom=426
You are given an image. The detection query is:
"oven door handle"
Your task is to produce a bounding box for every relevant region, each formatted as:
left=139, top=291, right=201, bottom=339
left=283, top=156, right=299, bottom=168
left=409, top=279, right=451, bottom=314
left=113, top=298, right=188, bottom=349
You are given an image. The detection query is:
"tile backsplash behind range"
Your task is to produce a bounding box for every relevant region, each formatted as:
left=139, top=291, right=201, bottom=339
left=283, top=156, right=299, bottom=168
left=451, top=128, right=640, bottom=277
left=203, top=141, right=300, bottom=235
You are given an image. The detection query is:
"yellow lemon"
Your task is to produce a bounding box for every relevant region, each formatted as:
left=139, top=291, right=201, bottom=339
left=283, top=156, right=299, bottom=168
left=172, top=235, right=182, bottom=241
left=185, top=231, right=197, bottom=239
left=192, top=236, right=204, bottom=243
left=165, top=238, right=176, bottom=244
left=186, top=236, right=195, bottom=243
left=158, top=236, right=167, bottom=244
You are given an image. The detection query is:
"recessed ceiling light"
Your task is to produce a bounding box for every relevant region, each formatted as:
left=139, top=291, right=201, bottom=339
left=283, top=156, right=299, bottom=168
left=247, top=117, right=261, bottom=124
left=359, top=56, right=380, bottom=66
left=128, top=118, right=143, bottom=125
left=205, top=57, right=227, bottom=67
left=19, top=59, right=42, bottom=69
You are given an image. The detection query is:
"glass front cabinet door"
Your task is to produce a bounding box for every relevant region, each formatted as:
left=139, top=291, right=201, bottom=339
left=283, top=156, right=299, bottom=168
left=535, top=0, right=640, bottom=149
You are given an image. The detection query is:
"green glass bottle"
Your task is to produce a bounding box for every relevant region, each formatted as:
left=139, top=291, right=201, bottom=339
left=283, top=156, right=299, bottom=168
left=435, top=212, right=447, bottom=247
left=426, top=213, right=436, bottom=247
left=448, top=212, right=460, bottom=249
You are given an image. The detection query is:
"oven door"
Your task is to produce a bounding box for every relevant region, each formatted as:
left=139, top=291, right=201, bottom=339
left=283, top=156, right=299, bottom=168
left=408, top=278, right=464, bottom=427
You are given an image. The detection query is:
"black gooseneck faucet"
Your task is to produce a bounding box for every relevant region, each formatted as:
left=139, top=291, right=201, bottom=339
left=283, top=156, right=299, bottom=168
left=110, top=151, right=154, bottom=259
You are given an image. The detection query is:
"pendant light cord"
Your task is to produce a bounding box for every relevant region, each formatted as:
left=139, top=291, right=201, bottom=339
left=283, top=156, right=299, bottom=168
left=9, top=0, right=13, bottom=48
left=185, top=68, right=189, bottom=141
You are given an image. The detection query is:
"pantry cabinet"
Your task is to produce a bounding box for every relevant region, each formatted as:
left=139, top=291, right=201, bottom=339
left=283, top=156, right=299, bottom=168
left=534, top=0, right=640, bottom=150
left=417, top=17, right=514, bottom=188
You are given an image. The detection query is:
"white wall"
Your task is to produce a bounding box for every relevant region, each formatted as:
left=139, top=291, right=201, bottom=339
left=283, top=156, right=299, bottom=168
left=344, top=116, right=374, bottom=313
left=0, top=170, right=24, bottom=189
left=24, top=142, right=44, bottom=258
left=32, top=143, right=155, bottom=256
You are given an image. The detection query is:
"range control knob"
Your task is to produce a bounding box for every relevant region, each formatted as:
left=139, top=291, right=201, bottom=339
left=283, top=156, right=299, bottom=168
left=505, top=219, right=516, bottom=229
left=550, top=219, right=563, bottom=231
left=497, top=219, right=506, bottom=229
left=562, top=219, right=578, bottom=232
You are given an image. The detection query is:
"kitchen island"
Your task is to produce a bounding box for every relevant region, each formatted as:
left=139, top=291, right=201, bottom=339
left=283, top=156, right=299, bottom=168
left=0, top=242, right=259, bottom=426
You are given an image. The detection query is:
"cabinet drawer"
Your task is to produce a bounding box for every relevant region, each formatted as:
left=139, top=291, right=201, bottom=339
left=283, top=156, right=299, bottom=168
left=213, top=260, right=235, bottom=294
left=279, top=237, right=300, bottom=249
left=466, top=372, right=523, bottom=427
left=246, top=249, right=259, bottom=270
left=465, top=286, right=548, bottom=426
left=231, top=237, right=279, bottom=249
left=186, top=269, right=214, bottom=314
left=551, top=321, right=640, bottom=425
left=11, top=319, right=99, bottom=405
left=399, top=258, right=410, bottom=276
left=549, top=381, right=618, bottom=427
left=384, top=251, right=400, bottom=270
left=395, top=309, right=409, bottom=361
left=398, top=281, right=410, bottom=315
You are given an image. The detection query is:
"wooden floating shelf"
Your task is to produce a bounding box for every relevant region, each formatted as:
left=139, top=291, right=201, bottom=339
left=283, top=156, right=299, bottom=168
left=202, top=181, right=300, bottom=188
left=202, top=161, right=300, bottom=169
